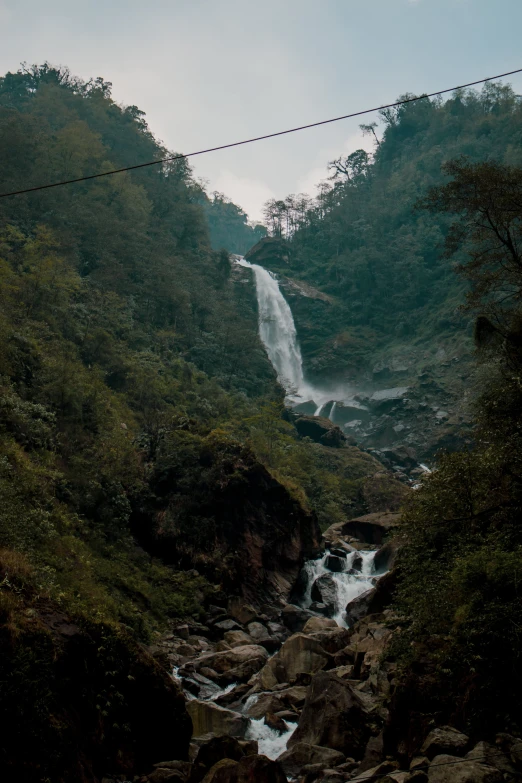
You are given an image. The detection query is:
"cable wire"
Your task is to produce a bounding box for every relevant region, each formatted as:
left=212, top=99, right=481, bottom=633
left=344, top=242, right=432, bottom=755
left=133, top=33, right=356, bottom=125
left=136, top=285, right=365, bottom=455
left=1, top=66, right=522, bottom=199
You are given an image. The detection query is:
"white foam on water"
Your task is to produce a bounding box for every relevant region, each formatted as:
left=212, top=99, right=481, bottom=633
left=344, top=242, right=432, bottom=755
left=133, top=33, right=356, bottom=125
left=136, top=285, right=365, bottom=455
left=246, top=717, right=297, bottom=760
left=301, top=549, right=378, bottom=627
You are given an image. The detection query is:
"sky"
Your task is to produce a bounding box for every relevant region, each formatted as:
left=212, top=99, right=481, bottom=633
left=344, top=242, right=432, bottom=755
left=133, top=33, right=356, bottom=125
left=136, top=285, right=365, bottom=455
left=1, top=0, right=522, bottom=221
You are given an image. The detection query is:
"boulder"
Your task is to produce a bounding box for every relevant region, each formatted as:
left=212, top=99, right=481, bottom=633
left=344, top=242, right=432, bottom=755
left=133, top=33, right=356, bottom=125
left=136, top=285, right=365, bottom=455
left=427, top=754, right=503, bottom=782
left=302, top=617, right=338, bottom=634
left=246, top=686, right=308, bottom=719
left=264, top=712, right=289, bottom=734
left=288, top=671, right=380, bottom=757
left=267, top=633, right=331, bottom=683
left=281, top=604, right=317, bottom=633
left=356, top=761, right=400, bottom=780
left=190, top=735, right=245, bottom=783
left=247, top=622, right=269, bottom=640
left=306, top=627, right=352, bottom=654
left=186, top=701, right=249, bottom=738
left=325, top=554, right=345, bottom=573
left=374, top=540, right=400, bottom=573
left=466, top=742, right=516, bottom=776
left=311, top=574, right=338, bottom=614
left=148, top=769, right=187, bottom=783
left=345, top=570, right=397, bottom=626
left=328, top=512, right=400, bottom=545
left=227, top=600, right=258, bottom=626
left=235, top=754, right=287, bottom=783
left=359, top=732, right=385, bottom=772
left=277, top=742, right=345, bottom=778
left=345, top=589, right=376, bottom=626
left=193, top=646, right=268, bottom=681
left=294, top=416, right=347, bottom=448
left=223, top=631, right=255, bottom=648
left=200, top=758, right=239, bottom=783
left=421, top=727, right=470, bottom=760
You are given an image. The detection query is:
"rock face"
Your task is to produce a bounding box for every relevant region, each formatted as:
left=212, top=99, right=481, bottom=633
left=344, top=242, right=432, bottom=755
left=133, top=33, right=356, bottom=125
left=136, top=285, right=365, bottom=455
left=294, top=415, right=347, bottom=448
left=288, top=671, right=380, bottom=757
left=136, top=442, right=321, bottom=606
left=311, top=573, right=338, bottom=615
left=186, top=701, right=249, bottom=738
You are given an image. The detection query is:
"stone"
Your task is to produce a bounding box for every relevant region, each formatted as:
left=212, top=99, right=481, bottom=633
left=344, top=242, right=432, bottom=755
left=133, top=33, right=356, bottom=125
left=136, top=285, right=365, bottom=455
left=427, top=754, right=503, bottom=782
left=410, top=757, right=430, bottom=771
left=421, top=727, right=470, bottom=760
left=374, top=540, right=400, bottom=573
left=194, top=645, right=269, bottom=681
left=345, top=571, right=397, bottom=626
left=264, top=633, right=331, bottom=684
left=327, top=512, right=400, bottom=546
left=200, top=758, right=239, bottom=783
left=358, top=732, right=384, bottom=772
left=325, top=554, right=345, bottom=572
left=214, top=620, right=242, bottom=633
left=281, top=604, right=317, bottom=633
left=247, top=622, right=269, bottom=640
left=294, top=415, right=347, bottom=448
left=246, top=686, right=308, bottom=718
left=288, top=671, right=380, bottom=757
left=264, top=712, right=289, bottom=734
left=356, top=761, right=400, bottom=780
left=307, top=627, right=352, bottom=654
left=235, top=754, right=287, bottom=783
left=311, top=573, right=338, bottom=614
left=223, top=631, right=254, bottom=648
left=302, top=617, right=338, bottom=634
left=238, top=739, right=258, bottom=756
left=227, top=599, right=258, bottom=626
left=277, top=742, right=345, bottom=778
left=465, top=742, right=516, bottom=775
left=187, top=700, right=249, bottom=738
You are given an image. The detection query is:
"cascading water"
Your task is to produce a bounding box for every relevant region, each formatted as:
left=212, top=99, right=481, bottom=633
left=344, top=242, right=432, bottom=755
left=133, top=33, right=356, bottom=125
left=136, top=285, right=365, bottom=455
left=300, top=549, right=378, bottom=627
left=237, top=259, right=303, bottom=393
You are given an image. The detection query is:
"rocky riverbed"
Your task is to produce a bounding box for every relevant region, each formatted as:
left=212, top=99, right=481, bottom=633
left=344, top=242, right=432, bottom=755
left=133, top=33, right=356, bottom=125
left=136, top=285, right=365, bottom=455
left=114, top=513, right=522, bottom=783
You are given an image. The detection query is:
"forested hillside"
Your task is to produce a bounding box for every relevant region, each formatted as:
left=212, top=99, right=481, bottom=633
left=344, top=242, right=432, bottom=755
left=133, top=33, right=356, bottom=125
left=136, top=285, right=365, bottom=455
left=255, top=82, right=522, bottom=382
left=0, top=65, right=405, bottom=781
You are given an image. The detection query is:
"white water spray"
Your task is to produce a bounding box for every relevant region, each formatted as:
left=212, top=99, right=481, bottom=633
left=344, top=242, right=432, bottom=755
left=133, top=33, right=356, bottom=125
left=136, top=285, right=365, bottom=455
left=238, top=259, right=303, bottom=392
left=301, top=549, right=377, bottom=627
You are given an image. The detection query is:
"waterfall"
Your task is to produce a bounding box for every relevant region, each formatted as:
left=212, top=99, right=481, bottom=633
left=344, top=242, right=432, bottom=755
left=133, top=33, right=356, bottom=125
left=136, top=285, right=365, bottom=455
left=238, top=258, right=304, bottom=393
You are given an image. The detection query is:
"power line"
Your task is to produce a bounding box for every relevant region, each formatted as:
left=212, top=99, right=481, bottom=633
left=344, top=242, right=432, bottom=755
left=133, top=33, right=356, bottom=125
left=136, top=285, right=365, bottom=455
left=1, top=66, right=522, bottom=200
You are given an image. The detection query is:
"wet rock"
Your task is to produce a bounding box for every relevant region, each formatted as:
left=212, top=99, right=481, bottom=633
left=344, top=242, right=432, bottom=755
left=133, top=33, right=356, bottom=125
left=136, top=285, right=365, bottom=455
left=214, top=683, right=251, bottom=708
left=311, top=573, right=338, bottom=614
left=427, top=754, right=502, bottom=782
left=345, top=589, right=376, bottom=626
left=238, top=740, right=258, bottom=756
left=246, top=686, right=308, bottom=719
left=331, top=547, right=351, bottom=557
left=289, top=671, right=380, bottom=757
left=302, top=617, right=338, bottom=634
left=345, top=571, right=397, bottom=626
left=325, top=554, right=345, bottom=572
left=265, top=633, right=331, bottom=684
left=186, top=700, right=249, bottom=738
left=264, top=712, right=289, bottom=734
left=277, top=742, right=345, bottom=778
left=374, top=540, right=400, bottom=573
left=310, top=602, right=329, bottom=615
left=421, top=727, right=470, bottom=760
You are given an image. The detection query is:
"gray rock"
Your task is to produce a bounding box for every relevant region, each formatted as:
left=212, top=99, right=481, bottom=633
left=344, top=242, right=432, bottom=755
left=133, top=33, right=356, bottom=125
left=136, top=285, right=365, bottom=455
left=187, top=700, right=249, bottom=738
left=421, top=727, right=470, bottom=760
left=277, top=742, right=345, bottom=778
left=427, top=753, right=503, bottom=782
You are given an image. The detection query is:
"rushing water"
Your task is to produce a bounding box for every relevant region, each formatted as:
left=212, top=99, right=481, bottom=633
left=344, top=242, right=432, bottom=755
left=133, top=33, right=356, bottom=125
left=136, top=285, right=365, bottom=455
left=246, top=718, right=297, bottom=759
left=300, top=549, right=377, bottom=626
left=237, top=258, right=304, bottom=392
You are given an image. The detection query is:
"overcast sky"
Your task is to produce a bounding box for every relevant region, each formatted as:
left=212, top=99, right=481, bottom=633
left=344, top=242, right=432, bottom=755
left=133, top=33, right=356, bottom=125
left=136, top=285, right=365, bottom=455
left=1, top=0, right=522, bottom=220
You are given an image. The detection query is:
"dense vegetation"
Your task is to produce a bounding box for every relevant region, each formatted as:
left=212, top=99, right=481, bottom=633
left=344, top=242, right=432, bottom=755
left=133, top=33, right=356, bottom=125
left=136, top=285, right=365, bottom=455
left=0, top=63, right=398, bottom=637
left=388, top=160, right=522, bottom=743
left=257, top=83, right=522, bottom=380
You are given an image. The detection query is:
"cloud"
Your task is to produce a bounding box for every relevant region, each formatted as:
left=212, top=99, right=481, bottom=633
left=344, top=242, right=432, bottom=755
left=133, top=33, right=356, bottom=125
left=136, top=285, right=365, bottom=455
left=212, top=170, right=276, bottom=222
left=0, top=2, right=12, bottom=23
